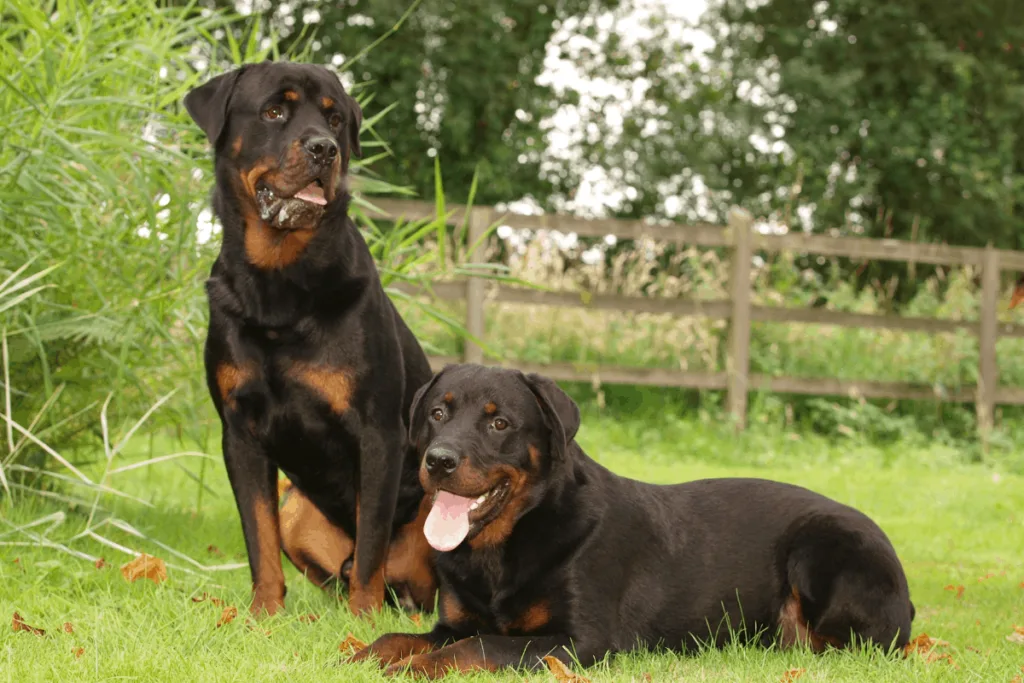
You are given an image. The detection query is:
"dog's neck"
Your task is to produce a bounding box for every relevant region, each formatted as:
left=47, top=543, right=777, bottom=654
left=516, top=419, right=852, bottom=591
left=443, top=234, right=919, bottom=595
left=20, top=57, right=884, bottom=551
left=207, top=179, right=378, bottom=331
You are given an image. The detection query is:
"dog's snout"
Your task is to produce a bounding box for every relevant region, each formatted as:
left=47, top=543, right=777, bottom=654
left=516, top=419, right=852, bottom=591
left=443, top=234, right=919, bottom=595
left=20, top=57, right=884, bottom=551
left=303, top=135, right=338, bottom=164
left=424, top=446, right=461, bottom=477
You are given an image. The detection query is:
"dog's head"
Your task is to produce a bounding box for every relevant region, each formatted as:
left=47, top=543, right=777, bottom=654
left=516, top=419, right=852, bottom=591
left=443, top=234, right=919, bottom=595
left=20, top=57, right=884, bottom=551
left=407, top=364, right=581, bottom=552
left=184, top=61, right=362, bottom=232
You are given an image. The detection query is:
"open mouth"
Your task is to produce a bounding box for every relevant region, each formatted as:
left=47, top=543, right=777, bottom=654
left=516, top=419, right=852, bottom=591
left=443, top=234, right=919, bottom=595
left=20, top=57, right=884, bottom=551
left=423, top=479, right=512, bottom=552
left=255, top=178, right=329, bottom=230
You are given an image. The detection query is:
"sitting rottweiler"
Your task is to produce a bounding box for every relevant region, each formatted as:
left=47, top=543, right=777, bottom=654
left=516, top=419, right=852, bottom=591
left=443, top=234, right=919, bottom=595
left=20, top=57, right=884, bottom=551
left=183, top=61, right=436, bottom=617
left=351, top=364, right=915, bottom=677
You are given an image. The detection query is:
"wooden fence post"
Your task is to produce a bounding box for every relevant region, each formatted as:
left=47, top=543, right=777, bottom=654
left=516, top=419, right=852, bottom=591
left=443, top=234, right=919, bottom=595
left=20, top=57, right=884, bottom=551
left=977, top=244, right=999, bottom=444
left=726, top=206, right=754, bottom=430
left=463, top=207, right=489, bottom=364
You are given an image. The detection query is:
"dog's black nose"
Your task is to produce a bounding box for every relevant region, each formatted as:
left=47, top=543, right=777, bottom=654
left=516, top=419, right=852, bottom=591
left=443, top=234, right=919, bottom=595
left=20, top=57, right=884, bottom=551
left=424, top=446, right=461, bottom=476
left=303, top=135, right=338, bottom=163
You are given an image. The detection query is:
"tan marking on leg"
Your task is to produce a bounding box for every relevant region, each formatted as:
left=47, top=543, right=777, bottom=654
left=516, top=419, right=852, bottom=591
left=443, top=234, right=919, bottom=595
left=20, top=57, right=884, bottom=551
left=384, top=495, right=438, bottom=610
left=250, top=491, right=285, bottom=616
left=279, top=485, right=353, bottom=588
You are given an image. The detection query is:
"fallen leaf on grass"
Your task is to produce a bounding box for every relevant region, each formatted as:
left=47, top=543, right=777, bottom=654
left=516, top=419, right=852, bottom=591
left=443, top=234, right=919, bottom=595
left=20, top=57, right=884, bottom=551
left=904, top=633, right=957, bottom=667
left=216, top=606, right=238, bottom=628
left=642, top=674, right=652, bottom=683
left=904, top=632, right=949, bottom=656
left=120, top=553, right=167, bottom=584
left=206, top=545, right=223, bottom=556
left=339, top=633, right=367, bottom=654
left=298, top=613, right=319, bottom=623
left=977, top=572, right=997, bottom=583
left=94, top=558, right=106, bottom=570
left=73, top=647, right=85, bottom=659
left=943, top=584, right=965, bottom=599
left=191, top=592, right=224, bottom=607
left=1006, top=624, right=1024, bottom=645
left=409, top=613, right=422, bottom=626
left=12, top=612, right=45, bottom=636
left=780, top=668, right=805, bottom=682
left=62, top=622, right=74, bottom=634
left=966, top=645, right=982, bottom=653
left=542, top=656, right=591, bottom=683
left=1012, top=665, right=1024, bottom=683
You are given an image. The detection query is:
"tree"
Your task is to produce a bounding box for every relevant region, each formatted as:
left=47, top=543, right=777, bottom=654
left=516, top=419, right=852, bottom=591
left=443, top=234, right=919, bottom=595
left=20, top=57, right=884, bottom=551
left=186, top=0, right=619, bottom=205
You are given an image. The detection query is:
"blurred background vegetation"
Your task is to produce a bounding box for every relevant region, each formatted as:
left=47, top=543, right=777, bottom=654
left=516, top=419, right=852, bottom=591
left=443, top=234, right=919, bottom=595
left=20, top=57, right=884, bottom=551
left=2, top=0, right=1024, bottom=510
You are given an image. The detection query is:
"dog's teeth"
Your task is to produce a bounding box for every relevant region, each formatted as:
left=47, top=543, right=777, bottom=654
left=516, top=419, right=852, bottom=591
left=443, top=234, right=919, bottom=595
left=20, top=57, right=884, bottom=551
left=469, top=502, right=479, bottom=511
left=476, top=494, right=487, bottom=503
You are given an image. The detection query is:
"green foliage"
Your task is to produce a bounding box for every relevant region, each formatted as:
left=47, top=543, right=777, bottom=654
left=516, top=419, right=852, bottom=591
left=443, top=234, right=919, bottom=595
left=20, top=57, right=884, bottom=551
left=705, top=0, right=1024, bottom=250
left=0, top=0, right=229, bottom=458
left=0, top=0, right=510, bottom=484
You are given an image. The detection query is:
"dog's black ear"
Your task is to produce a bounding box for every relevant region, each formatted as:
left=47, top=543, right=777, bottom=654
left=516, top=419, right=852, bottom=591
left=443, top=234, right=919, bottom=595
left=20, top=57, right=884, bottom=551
left=407, top=367, right=447, bottom=447
left=342, top=93, right=363, bottom=161
left=184, top=66, right=247, bottom=148
left=522, top=373, right=580, bottom=460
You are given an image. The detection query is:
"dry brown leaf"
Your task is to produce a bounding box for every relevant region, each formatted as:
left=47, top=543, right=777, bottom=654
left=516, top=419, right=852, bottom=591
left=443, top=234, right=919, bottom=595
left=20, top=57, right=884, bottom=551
left=94, top=558, right=106, bottom=570
left=943, top=584, right=965, bottom=599
left=216, top=606, right=238, bottom=628
left=12, top=557, right=19, bottom=564
left=191, top=592, right=224, bottom=607
left=120, top=553, right=167, bottom=584
left=409, top=613, right=423, bottom=626
left=339, top=633, right=367, bottom=654
left=12, top=612, right=45, bottom=637
left=1013, top=665, right=1024, bottom=683
left=966, top=645, right=982, bottom=653
left=904, top=632, right=949, bottom=657
left=299, top=613, right=319, bottom=623
left=926, top=652, right=958, bottom=668
left=62, top=622, right=74, bottom=634
left=1019, top=581, right=1024, bottom=589
left=977, top=572, right=997, bottom=583
left=542, top=655, right=591, bottom=683
left=206, top=545, right=223, bottom=556
left=642, top=674, right=652, bottom=683
left=781, top=668, right=805, bottom=682
left=73, top=647, right=85, bottom=659
left=1006, top=624, right=1024, bottom=645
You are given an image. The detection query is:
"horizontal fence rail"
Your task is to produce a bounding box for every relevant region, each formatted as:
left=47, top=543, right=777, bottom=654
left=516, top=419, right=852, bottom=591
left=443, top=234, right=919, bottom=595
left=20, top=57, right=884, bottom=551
left=364, top=198, right=1024, bottom=437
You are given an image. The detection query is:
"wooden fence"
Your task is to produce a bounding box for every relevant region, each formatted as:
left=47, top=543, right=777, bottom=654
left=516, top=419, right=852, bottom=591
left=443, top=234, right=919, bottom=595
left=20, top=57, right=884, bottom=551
left=364, top=198, right=1024, bottom=434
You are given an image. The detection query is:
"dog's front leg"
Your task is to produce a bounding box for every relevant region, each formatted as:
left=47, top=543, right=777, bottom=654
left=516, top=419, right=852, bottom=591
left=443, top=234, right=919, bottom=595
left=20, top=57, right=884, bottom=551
left=349, top=424, right=404, bottom=616
left=223, top=431, right=285, bottom=616
left=382, top=634, right=582, bottom=678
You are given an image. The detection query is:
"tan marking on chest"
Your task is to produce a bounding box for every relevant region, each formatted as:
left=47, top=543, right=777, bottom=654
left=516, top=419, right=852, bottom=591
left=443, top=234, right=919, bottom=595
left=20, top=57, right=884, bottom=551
left=216, top=362, right=256, bottom=410
left=288, top=362, right=355, bottom=414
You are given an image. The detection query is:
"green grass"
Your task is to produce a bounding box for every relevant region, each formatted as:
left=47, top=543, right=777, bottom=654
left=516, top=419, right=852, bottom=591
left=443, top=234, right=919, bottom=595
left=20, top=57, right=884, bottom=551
left=2, top=416, right=1023, bottom=682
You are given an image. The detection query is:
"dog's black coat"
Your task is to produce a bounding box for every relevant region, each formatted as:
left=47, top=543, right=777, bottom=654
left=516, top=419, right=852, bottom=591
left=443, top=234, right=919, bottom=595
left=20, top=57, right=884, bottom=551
left=183, top=61, right=433, bottom=615
left=355, top=364, right=915, bottom=676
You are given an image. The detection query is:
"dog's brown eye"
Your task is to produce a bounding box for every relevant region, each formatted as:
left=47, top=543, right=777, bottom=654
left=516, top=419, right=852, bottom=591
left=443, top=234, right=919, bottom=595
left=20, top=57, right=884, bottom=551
left=328, top=113, right=342, bottom=128
left=492, top=418, right=508, bottom=431
left=430, top=408, right=444, bottom=422
left=263, top=105, right=285, bottom=121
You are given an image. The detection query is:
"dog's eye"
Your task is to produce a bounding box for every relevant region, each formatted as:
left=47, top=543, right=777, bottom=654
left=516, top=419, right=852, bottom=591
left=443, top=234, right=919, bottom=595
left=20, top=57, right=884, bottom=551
left=492, top=418, right=508, bottom=431
left=328, top=113, right=343, bottom=128
left=430, top=408, right=444, bottom=422
left=263, top=105, right=286, bottom=121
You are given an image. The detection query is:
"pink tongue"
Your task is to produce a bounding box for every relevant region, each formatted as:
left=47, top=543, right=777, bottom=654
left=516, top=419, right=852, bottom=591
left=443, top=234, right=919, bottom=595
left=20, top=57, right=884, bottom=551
left=293, top=183, right=327, bottom=206
left=424, top=491, right=476, bottom=552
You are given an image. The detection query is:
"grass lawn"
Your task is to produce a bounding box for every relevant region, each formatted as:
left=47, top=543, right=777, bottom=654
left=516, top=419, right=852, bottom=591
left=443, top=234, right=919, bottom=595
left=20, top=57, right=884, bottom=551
left=2, top=414, right=1023, bottom=682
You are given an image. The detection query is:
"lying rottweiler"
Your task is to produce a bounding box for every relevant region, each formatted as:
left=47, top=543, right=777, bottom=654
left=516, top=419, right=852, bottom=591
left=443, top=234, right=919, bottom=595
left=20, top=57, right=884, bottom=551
left=183, top=61, right=436, bottom=617
left=351, top=364, right=915, bottom=677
